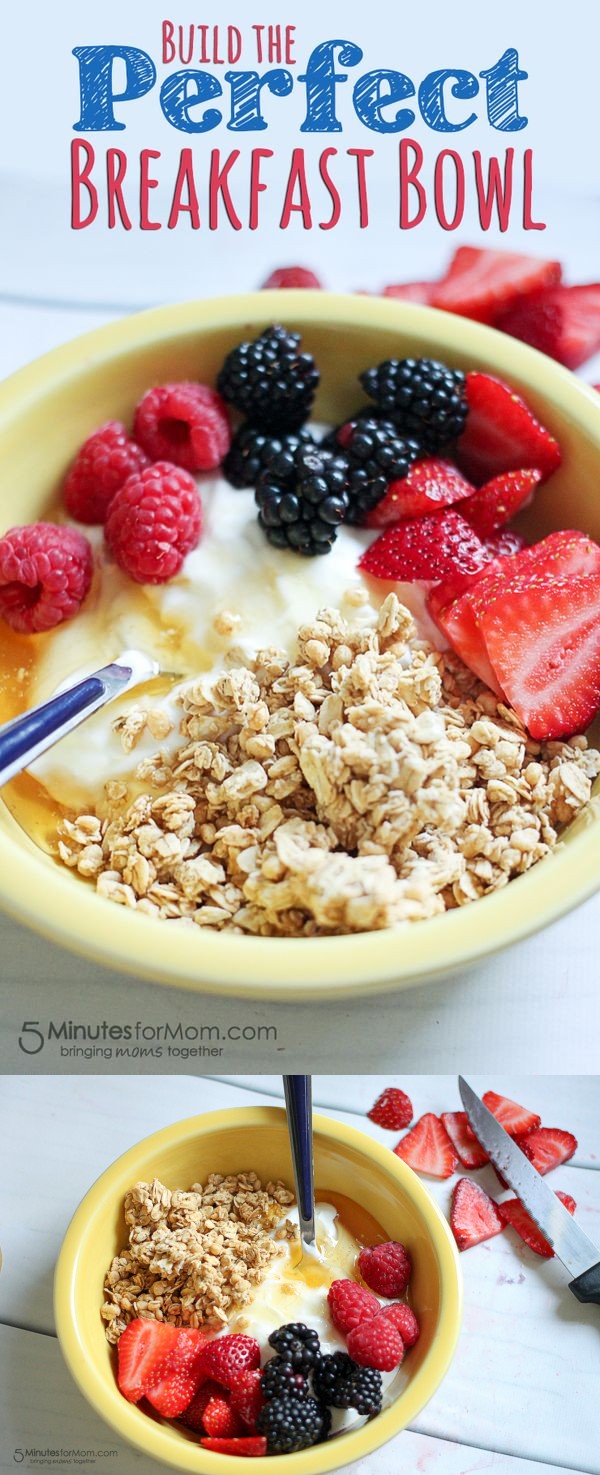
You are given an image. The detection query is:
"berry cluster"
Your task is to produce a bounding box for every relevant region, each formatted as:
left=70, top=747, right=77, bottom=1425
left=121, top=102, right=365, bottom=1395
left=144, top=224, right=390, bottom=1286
left=0, top=377, right=231, bottom=631
left=256, top=1321, right=381, bottom=1455
left=219, top=325, right=471, bottom=556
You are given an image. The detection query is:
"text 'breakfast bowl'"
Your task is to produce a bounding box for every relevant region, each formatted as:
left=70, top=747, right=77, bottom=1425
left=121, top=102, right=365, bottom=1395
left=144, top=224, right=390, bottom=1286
left=54, top=1105, right=462, bottom=1474
left=0, top=292, right=599, bottom=998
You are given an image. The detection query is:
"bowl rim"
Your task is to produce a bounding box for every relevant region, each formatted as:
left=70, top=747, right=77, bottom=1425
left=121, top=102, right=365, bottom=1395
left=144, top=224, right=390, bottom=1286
left=1, top=290, right=600, bottom=999
left=54, top=1104, right=463, bottom=1475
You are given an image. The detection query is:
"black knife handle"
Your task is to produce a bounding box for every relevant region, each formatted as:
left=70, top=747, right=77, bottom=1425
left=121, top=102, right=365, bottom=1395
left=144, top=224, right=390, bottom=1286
left=569, top=1261, right=600, bottom=1305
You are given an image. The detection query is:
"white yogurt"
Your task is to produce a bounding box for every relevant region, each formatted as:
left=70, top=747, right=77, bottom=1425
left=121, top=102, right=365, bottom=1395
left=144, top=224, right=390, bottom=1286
left=26, top=458, right=441, bottom=809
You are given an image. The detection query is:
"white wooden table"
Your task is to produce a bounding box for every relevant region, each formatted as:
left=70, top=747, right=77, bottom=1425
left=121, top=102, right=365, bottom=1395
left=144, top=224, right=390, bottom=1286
left=1, top=1075, right=599, bottom=1474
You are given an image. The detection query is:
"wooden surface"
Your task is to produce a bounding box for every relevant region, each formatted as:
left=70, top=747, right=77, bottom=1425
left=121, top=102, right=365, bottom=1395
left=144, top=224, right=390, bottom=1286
left=1, top=1074, right=599, bottom=1473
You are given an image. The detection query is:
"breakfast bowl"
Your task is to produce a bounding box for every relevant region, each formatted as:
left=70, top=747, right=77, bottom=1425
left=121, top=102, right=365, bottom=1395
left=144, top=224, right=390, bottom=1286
left=54, top=1104, right=462, bottom=1474
left=0, top=291, right=599, bottom=999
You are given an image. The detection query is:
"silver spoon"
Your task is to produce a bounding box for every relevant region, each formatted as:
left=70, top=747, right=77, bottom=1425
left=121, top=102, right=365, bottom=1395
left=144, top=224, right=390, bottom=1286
left=0, top=649, right=161, bottom=787
left=283, top=1075, right=316, bottom=1252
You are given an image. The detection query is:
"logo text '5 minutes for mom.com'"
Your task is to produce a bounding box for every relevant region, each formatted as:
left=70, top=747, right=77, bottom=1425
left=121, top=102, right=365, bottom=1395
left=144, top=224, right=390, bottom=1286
left=17, top=1018, right=279, bottom=1060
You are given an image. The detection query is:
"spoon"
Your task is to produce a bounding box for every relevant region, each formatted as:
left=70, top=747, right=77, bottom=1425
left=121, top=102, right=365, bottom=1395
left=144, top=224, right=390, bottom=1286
left=283, top=1075, right=316, bottom=1253
left=0, top=649, right=161, bottom=787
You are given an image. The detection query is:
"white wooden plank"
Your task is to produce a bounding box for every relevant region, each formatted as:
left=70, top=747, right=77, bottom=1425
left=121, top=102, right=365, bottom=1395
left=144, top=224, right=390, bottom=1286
left=221, top=1077, right=600, bottom=1169
left=1, top=899, right=600, bottom=1075
left=0, top=1325, right=591, bottom=1475
left=1, top=1077, right=599, bottom=1470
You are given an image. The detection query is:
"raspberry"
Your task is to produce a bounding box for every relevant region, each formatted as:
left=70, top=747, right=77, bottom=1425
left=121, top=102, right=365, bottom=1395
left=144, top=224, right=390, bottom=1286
left=327, top=1279, right=380, bottom=1335
left=346, top=1317, right=404, bottom=1372
left=202, top=1396, right=243, bottom=1438
left=358, top=1241, right=412, bottom=1298
left=368, top=1087, right=413, bottom=1131
left=64, top=421, right=150, bottom=524
left=262, top=266, right=322, bottom=290
left=105, top=462, right=202, bottom=584
left=133, top=382, right=230, bottom=471
left=377, top=1304, right=420, bottom=1347
left=200, top=1335, right=261, bottom=1391
left=0, top=523, right=93, bottom=633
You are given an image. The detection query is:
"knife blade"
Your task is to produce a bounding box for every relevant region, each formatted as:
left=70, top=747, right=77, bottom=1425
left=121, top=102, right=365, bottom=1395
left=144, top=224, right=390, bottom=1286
left=458, top=1077, right=600, bottom=1305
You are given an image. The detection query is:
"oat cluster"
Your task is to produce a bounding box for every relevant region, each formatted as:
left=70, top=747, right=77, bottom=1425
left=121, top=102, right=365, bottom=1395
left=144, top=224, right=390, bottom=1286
left=101, top=1171, right=296, bottom=1344
left=58, top=595, right=600, bottom=936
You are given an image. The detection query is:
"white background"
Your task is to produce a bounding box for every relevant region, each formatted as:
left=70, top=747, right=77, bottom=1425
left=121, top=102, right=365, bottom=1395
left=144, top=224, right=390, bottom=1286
left=1, top=1074, right=599, bottom=1474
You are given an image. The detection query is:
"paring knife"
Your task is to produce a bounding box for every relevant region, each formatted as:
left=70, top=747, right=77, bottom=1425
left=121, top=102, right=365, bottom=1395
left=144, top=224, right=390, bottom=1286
left=458, top=1076, right=600, bottom=1306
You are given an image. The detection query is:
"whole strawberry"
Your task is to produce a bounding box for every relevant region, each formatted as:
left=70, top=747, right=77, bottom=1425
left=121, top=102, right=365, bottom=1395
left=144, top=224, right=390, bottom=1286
left=358, top=1241, right=412, bottom=1298
left=368, top=1087, right=413, bottom=1132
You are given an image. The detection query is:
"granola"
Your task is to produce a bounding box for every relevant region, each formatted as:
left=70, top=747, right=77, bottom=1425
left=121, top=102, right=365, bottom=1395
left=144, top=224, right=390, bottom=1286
left=101, top=1171, right=296, bottom=1344
left=58, top=594, right=600, bottom=936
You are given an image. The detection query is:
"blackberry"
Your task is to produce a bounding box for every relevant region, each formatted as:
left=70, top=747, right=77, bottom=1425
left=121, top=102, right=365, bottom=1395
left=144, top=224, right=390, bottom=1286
left=313, top=1352, right=383, bottom=1417
left=267, top=1321, right=321, bottom=1371
left=261, top=1356, right=309, bottom=1401
left=255, top=445, right=349, bottom=557
left=257, top=1394, right=326, bottom=1453
left=223, top=426, right=314, bottom=489
left=340, top=414, right=421, bottom=524
left=360, top=356, right=467, bottom=453
left=217, top=325, right=319, bottom=433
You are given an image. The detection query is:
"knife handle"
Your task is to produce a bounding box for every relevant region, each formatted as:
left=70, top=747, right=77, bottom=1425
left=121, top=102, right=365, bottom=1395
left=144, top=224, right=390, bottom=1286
left=569, top=1261, right=600, bottom=1305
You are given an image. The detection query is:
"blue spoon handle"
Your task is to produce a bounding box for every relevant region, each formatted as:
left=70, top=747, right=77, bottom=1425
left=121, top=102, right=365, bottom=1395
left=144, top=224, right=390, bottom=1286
left=0, top=653, right=158, bottom=787
left=283, top=1076, right=315, bottom=1247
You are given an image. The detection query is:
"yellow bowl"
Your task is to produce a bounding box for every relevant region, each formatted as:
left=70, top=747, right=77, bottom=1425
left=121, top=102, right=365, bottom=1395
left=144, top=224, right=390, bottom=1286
left=54, top=1105, right=462, bottom=1474
left=1, top=292, right=600, bottom=999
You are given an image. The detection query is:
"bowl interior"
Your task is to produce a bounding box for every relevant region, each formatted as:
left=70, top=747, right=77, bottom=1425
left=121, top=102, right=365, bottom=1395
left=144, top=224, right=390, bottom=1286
left=55, top=1107, right=461, bottom=1475
left=1, top=293, right=599, bottom=996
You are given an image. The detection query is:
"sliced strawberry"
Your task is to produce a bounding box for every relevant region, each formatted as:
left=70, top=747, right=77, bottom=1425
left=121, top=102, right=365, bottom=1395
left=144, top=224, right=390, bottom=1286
left=499, top=1190, right=576, bottom=1258
left=117, top=1320, right=207, bottom=1406
left=450, top=1178, right=504, bottom=1251
left=441, top=1111, right=489, bottom=1169
left=382, top=281, right=435, bottom=304
left=180, top=1380, right=223, bottom=1433
left=200, top=1436, right=268, bottom=1456
left=359, top=509, right=490, bottom=582
left=202, top=1396, right=243, bottom=1438
left=498, top=284, right=600, bottom=369
left=230, top=1370, right=265, bottom=1431
left=456, top=372, right=562, bottom=484
left=200, top=1335, right=261, bottom=1391
left=365, top=459, right=475, bottom=527
left=431, top=247, right=561, bottom=326
left=462, top=468, right=542, bottom=536
left=481, top=575, right=600, bottom=738
left=145, top=1329, right=210, bottom=1417
left=514, top=528, right=600, bottom=580
left=394, top=1113, right=458, bottom=1179
left=436, top=566, right=515, bottom=695
left=486, top=528, right=526, bottom=558
left=482, top=1091, right=541, bottom=1138
left=519, top=1126, right=577, bottom=1175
